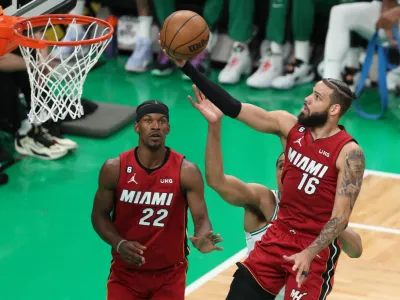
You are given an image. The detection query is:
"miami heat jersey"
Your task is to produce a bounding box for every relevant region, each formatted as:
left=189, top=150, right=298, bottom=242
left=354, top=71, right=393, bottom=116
left=113, top=147, right=188, bottom=271
left=277, top=124, right=355, bottom=236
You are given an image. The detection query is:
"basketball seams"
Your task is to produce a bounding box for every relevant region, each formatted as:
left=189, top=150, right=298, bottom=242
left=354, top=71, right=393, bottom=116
left=172, top=24, right=209, bottom=53
left=163, top=11, right=179, bottom=49
left=167, top=14, right=199, bottom=52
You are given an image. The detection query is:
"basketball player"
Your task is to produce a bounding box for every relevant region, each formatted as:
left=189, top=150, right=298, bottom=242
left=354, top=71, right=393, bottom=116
left=200, top=95, right=363, bottom=262
left=91, top=100, right=223, bottom=300
left=164, top=50, right=365, bottom=299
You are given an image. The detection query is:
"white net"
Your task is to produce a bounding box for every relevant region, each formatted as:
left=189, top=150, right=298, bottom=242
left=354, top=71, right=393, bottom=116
left=18, top=17, right=112, bottom=123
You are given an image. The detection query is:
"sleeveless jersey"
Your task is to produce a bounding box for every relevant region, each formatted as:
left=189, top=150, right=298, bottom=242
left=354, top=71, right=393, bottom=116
left=276, top=124, right=355, bottom=236
left=113, top=147, right=188, bottom=271
left=245, top=190, right=280, bottom=256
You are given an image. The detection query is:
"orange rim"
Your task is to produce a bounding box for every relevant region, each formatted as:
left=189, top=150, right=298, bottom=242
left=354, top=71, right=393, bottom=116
left=12, top=14, right=114, bottom=49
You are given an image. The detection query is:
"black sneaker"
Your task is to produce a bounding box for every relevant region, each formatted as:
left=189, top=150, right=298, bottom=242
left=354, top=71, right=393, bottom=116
left=151, top=51, right=176, bottom=76
left=182, top=50, right=211, bottom=80
left=0, top=144, right=13, bottom=163
left=15, top=125, right=68, bottom=160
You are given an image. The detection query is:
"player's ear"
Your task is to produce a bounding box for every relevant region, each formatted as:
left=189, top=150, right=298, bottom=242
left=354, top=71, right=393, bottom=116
left=134, top=122, right=139, bottom=134
left=166, top=124, right=170, bottom=135
left=330, top=104, right=341, bottom=116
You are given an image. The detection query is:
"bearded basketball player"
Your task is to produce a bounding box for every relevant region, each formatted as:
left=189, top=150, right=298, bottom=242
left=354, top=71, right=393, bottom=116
left=163, top=49, right=365, bottom=299
left=198, top=90, right=363, bottom=297
left=201, top=95, right=363, bottom=259
left=91, top=100, right=223, bottom=300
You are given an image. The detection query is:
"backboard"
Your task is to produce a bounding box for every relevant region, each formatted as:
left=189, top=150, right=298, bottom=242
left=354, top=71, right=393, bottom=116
left=2, top=0, right=77, bottom=17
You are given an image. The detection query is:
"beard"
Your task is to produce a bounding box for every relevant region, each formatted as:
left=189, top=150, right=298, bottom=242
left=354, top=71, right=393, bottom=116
left=297, top=110, right=329, bottom=127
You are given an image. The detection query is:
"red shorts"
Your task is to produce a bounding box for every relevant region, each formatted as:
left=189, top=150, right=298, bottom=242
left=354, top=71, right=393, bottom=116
left=107, top=259, right=188, bottom=300
left=243, top=220, right=341, bottom=300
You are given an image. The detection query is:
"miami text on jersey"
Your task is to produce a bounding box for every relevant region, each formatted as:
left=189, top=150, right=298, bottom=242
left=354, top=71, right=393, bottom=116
left=120, top=189, right=174, bottom=206
left=288, top=147, right=329, bottom=178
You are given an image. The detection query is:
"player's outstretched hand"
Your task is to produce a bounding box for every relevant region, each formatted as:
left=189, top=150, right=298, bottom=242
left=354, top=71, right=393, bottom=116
left=283, top=250, right=313, bottom=288
left=118, top=240, right=147, bottom=266
left=157, top=33, right=186, bottom=68
left=188, top=85, right=223, bottom=123
left=189, top=230, right=224, bottom=254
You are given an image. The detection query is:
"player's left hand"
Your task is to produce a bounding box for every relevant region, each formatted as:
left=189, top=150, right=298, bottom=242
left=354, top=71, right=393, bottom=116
left=188, top=85, right=223, bottom=123
left=157, top=33, right=186, bottom=68
left=283, top=250, right=314, bottom=288
left=189, top=230, right=224, bottom=254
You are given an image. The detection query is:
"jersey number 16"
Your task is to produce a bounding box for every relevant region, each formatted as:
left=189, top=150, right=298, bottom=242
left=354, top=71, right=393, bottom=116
left=297, top=173, right=319, bottom=195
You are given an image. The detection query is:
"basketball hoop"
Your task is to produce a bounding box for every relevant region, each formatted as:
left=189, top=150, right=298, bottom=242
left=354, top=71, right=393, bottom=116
left=0, top=8, right=114, bottom=123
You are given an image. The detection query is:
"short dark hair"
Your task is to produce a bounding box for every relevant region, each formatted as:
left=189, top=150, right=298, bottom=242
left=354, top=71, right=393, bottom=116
left=322, top=78, right=357, bottom=116
left=135, top=100, right=169, bottom=122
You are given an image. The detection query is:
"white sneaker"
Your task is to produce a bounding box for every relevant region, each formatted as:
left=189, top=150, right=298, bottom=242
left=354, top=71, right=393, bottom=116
left=218, top=42, right=252, bottom=84
left=271, top=59, right=314, bottom=90
left=246, top=54, right=283, bottom=89
left=125, top=37, right=153, bottom=72
left=53, top=25, right=89, bottom=60
left=387, top=66, right=400, bottom=91
left=15, top=126, right=68, bottom=160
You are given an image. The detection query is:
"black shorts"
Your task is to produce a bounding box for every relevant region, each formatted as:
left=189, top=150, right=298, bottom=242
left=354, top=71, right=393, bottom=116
left=226, top=263, right=276, bottom=300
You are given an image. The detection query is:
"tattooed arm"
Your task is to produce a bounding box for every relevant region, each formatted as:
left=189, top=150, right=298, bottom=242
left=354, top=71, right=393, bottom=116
left=305, top=142, right=366, bottom=258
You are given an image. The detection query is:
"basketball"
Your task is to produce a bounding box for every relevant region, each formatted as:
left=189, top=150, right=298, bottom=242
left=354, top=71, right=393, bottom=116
left=160, top=10, right=209, bottom=60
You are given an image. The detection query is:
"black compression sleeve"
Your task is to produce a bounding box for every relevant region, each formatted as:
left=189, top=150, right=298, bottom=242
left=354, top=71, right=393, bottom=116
left=181, top=61, right=242, bottom=118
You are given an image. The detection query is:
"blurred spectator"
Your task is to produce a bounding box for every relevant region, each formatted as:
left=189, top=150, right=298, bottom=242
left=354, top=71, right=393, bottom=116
left=151, top=0, right=222, bottom=78
left=219, top=0, right=289, bottom=86
left=0, top=49, right=77, bottom=160
left=271, top=0, right=357, bottom=90
left=217, top=0, right=255, bottom=85
left=246, top=0, right=290, bottom=88
left=323, top=0, right=400, bottom=91
left=125, top=0, right=154, bottom=72
left=54, top=0, right=87, bottom=59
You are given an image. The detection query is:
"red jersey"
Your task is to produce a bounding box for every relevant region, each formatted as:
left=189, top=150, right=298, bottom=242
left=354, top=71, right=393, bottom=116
left=277, top=123, right=355, bottom=236
left=113, top=147, right=189, bottom=271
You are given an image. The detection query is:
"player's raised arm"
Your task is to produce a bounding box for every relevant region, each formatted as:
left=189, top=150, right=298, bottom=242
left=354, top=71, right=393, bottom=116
left=206, top=120, right=261, bottom=206
left=188, top=87, right=276, bottom=217
left=180, top=159, right=224, bottom=254
left=184, top=64, right=296, bottom=136
left=201, top=112, right=274, bottom=221
left=91, top=158, right=146, bottom=266
left=160, top=39, right=297, bottom=137
left=338, top=228, right=363, bottom=258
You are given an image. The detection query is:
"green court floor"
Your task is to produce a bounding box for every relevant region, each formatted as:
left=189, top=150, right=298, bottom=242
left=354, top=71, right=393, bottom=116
left=1, top=57, right=400, bottom=299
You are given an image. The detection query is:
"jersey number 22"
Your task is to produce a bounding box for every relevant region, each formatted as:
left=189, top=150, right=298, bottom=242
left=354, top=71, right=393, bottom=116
left=139, top=208, right=168, bottom=227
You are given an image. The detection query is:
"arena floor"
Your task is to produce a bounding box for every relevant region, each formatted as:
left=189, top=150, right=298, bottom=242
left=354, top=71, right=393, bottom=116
left=1, top=56, right=400, bottom=299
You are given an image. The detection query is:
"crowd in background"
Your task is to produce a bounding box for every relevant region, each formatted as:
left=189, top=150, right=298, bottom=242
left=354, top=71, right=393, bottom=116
left=1, top=0, right=400, bottom=184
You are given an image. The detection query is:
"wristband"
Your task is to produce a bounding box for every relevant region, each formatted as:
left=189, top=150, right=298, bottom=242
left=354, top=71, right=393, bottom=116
left=116, top=239, right=127, bottom=253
